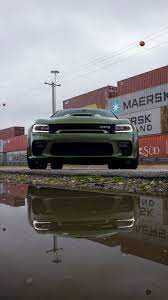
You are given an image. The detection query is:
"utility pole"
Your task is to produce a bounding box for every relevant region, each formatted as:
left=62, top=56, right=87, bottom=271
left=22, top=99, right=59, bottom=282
left=44, top=70, right=61, bottom=115
left=44, top=81, right=56, bottom=114
left=46, top=234, right=63, bottom=263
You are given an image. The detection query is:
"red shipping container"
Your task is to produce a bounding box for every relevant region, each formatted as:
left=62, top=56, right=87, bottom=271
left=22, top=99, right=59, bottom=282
left=139, top=134, right=168, bottom=158
left=0, top=183, right=27, bottom=207
left=63, top=86, right=117, bottom=109
left=0, top=127, right=25, bottom=140
left=118, top=65, right=168, bottom=96
left=4, top=135, right=28, bottom=153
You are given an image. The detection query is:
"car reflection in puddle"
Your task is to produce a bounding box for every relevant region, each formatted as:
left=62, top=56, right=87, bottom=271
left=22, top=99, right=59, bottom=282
left=27, top=186, right=135, bottom=236
left=1, top=182, right=168, bottom=298
left=27, top=185, right=168, bottom=267
left=27, top=186, right=135, bottom=262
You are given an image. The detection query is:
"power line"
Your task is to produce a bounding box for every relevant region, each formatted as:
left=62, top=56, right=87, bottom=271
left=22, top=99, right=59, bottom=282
left=10, top=23, right=168, bottom=102
left=62, top=24, right=168, bottom=83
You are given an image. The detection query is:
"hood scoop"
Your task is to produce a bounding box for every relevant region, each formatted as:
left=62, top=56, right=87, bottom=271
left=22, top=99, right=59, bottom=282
left=71, top=113, right=93, bottom=117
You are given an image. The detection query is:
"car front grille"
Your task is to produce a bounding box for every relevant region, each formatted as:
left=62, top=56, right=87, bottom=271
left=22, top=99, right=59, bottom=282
left=50, top=143, right=113, bottom=156
left=49, top=124, right=115, bottom=134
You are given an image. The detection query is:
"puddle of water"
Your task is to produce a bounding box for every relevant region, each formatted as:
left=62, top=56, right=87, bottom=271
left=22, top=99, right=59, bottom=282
left=0, top=182, right=168, bottom=299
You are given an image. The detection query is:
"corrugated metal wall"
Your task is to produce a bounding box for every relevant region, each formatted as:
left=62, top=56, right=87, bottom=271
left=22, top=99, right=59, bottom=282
left=4, top=135, right=27, bottom=152
left=139, top=134, right=168, bottom=162
left=6, top=151, right=27, bottom=165
left=107, top=83, right=168, bottom=136
left=0, top=133, right=27, bottom=165
left=107, top=66, right=168, bottom=163
left=0, top=127, right=24, bottom=140
left=0, top=140, right=4, bottom=152
left=123, top=108, right=161, bottom=136
left=107, top=83, right=168, bottom=116
left=118, top=65, right=168, bottom=96
left=63, top=86, right=117, bottom=109
left=0, top=183, right=27, bottom=206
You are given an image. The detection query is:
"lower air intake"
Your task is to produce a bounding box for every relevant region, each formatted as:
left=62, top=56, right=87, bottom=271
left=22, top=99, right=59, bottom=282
left=50, top=143, right=113, bottom=156
left=118, top=141, right=132, bottom=156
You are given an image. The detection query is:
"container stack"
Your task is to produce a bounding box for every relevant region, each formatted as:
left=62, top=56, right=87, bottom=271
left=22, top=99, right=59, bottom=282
left=0, top=140, right=5, bottom=164
left=63, top=86, right=117, bottom=109
left=107, top=65, right=168, bottom=163
left=0, top=127, right=27, bottom=165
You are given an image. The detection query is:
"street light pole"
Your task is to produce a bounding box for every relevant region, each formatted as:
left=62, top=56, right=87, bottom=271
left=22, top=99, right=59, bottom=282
left=51, top=82, right=55, bottom=114
left=46, top=234, right=63, bottom=264
left=51, top=70, right=61, bottom=113
left=44, top=70, right=61, bottom=115
left=44, top=81, right=54, bottom=114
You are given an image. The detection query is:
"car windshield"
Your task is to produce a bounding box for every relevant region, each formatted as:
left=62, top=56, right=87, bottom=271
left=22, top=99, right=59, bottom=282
left=51, top=109, right=117, bottom=118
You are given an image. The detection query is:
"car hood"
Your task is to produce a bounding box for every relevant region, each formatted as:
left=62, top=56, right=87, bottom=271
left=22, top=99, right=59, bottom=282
left=34, top=115, right=130, bottom=125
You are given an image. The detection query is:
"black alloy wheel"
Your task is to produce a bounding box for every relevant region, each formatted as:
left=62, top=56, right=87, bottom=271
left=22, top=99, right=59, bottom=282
left=50, top=161, right=63, bottom=169
left=27, top=157, right=47, bottom=169
left=108, top=161, right=120, bottom=169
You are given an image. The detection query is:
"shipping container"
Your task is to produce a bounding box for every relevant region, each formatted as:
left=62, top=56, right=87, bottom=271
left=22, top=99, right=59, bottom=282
left=63, top=86, right=117, bottom=109
left=4, top=135, right=27, bottom=153
left=139, top=134, right=168, bottom=162
left=107, top=81, right=168, bottom=136
left=0, top=140, right=4, bottom=152
left=135, top=195, right=168, bottom=225
left=118, top=65, right=168, bottom=96
left=107, top=83, right=168, bottom=116
left=119, top=195, right=168, bottom=265
left=161, top=106, right=168, bottom=132
left=0, top=183, right=27, bottom=206
left=6, top=151, right=27, bottom=165
left=0, top=152, right=6, bottom=164
left=119, top=231, right=168, bottom=265
left=0, top=126, right=25, bottom=140
left=124, top=108, right=161, bottom=136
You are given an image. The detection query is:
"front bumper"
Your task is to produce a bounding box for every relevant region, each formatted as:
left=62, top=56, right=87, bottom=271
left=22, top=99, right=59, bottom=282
left=28, top=132, right=138, bottom=162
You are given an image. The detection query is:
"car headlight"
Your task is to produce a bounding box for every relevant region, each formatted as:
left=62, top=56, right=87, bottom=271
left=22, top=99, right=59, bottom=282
left=115, top=124, right=133, bottom=133
left=32, top=124, right=49, bottom=133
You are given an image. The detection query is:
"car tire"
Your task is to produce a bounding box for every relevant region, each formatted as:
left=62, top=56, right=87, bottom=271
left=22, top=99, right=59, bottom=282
left=128, top=158, right=139, bottom=169
left=50, top=161, right=63, bottom=169
left=108, top=161, right=120, bottom=169
left=27, top=157, right=47, bottom=169
left=121, top=158, right=139, bottom=169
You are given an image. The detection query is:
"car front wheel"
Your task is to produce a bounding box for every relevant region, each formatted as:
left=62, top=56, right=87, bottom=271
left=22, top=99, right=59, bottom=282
left=108, top=161, right=120, bottom=169
left=50, top=161, right=63, bottom=169
left=121, top=158, right=139, bottom=169
left=27, top=157, right=47, bottom=169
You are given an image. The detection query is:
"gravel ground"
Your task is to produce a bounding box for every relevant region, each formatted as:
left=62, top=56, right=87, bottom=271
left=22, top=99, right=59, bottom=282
left=0, top=166, right=168, bottom=178
left=0, top=171, right=168, bottom=195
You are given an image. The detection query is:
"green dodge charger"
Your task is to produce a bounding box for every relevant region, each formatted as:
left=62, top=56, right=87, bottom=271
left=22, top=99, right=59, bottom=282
left=27, top=108, right=139, bottom=169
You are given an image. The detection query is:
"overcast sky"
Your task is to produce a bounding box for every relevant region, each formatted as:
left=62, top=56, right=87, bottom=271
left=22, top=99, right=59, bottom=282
left=1, top=0, right=168, bottom=131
